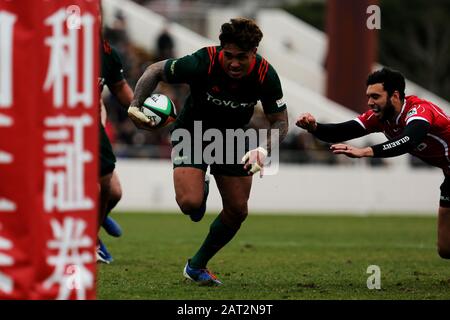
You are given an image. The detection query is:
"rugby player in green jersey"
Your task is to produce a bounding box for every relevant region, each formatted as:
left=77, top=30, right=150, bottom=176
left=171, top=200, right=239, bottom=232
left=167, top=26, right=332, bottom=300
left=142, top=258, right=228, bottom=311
left=97, top=39, right=134, bottom=264
left=129, top=18, right=289, bottom=285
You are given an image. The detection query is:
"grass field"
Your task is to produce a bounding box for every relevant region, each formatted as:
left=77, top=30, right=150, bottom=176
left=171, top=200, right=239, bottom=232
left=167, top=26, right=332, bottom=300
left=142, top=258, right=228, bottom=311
left=97, top=212, right=450, bottom=300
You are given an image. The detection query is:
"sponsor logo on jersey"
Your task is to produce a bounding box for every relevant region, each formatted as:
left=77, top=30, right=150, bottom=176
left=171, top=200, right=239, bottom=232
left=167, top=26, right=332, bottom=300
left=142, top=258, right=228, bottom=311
left=173, top=155, right=189, bottom=162
left=206, top=92, right=256, bottom=109
left=170, top=60, right=177, bottom=75
left=276, top=98, right=285, bottom=108
left=406, top=108, right=417, bottom=118
left=416, top=142, right=427, bottom=151
left=382, top=136, right=410, bottom=150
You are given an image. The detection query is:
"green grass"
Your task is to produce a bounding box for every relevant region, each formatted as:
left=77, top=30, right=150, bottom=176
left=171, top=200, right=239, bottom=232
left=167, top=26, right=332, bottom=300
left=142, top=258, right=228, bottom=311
left=97, top=213, right=450, bottom=300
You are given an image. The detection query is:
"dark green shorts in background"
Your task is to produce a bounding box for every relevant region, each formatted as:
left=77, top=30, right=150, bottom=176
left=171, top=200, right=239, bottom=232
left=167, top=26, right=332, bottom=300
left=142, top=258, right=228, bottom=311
left=100, top=124, right=116, bottom=177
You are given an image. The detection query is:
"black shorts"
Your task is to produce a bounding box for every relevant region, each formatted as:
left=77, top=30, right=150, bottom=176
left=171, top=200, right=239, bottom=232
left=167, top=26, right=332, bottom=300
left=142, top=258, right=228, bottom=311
left=440, top=174, right=450, bottom=207
left=171, top=127, right=251, bottom=177
left=100, top=124, right=116, bottom=177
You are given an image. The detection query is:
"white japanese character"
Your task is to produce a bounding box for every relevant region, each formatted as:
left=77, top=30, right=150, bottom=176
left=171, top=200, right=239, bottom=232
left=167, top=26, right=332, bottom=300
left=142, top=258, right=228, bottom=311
left=43, top=9, right=94, bottom=108
left=0, top=235, right=14, bottom=294
left=0, top=113, right=13, bottom=167
left=43, top=217, right=94, bottom=300
left=0, top=199, right=16, bottom=212
left=0, top=11, right=17, bottom=212
left=44, top=114, right=94, bottom=212
left=0, top=11, right=16, bottom=108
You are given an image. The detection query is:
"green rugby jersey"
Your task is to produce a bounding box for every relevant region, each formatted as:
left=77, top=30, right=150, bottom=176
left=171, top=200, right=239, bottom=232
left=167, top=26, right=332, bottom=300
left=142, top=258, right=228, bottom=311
left=99, top=40, right=125, bottom=95
left=164, top=46, right=286, bottom=130
left=98, top=40, right=123, bottom=175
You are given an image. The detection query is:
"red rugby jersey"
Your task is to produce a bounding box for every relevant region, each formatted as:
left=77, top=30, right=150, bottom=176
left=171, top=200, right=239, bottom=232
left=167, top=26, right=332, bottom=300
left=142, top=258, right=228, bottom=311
left=356, top=95, right=450, bottom=173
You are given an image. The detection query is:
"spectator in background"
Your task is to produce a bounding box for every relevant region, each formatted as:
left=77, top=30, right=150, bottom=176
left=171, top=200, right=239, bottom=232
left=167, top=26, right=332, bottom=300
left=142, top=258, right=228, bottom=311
left=103, top=10, right=135, bottom=74
left=104, top=10, right=129, bottom=52
left=155, top=25, right=175, bottom=61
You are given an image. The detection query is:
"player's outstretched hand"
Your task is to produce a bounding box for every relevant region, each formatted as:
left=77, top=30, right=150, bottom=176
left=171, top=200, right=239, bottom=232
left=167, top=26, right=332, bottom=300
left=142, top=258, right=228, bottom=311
left=295, top=113, right=317, bottom=132
left=241, top=147, right=267, bottom=178
left=331, top=144, right=374, bottom=158
left=128, top=106, right=156, bottom=130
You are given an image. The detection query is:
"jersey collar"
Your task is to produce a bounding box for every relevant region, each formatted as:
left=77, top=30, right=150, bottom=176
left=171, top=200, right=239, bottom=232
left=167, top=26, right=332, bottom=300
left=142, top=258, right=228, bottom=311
left=395, top=100, right=407, bottom=125
left=246, top=55, right=256, bottom=75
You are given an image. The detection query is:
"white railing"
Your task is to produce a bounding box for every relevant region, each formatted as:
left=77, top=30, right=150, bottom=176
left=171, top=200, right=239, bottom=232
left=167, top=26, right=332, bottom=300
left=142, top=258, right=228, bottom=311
left=257, top=8, right=327, bottom=66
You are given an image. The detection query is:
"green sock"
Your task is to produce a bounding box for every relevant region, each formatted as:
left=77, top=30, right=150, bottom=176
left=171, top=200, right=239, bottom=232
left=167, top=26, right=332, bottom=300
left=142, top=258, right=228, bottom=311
left=190, top=215, right=238, bottom=269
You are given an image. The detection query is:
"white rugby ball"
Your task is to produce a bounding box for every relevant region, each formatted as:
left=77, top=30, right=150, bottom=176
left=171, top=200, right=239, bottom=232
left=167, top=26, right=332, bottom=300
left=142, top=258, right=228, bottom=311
left=141, top=94, right=177, bottom=128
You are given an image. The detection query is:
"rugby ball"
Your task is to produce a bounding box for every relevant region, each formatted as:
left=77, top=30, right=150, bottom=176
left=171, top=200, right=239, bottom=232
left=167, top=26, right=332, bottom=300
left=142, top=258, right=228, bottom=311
left=141, top=94, right=177, bottom=128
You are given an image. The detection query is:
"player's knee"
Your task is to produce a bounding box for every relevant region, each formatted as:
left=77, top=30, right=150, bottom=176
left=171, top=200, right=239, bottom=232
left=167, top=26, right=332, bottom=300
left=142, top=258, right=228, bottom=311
left=176, top=195, right=203, bottom=215
left=224, top=203, right=248, bottom=224
left=100, top=174, right=113, bottom=198
left=109, top=173, right=122, bottom=204
left=107, top=192, right=122, bottom=214
left=100, top=173, right=112, bottom=187
left=437, top=244, right=450, bottom=259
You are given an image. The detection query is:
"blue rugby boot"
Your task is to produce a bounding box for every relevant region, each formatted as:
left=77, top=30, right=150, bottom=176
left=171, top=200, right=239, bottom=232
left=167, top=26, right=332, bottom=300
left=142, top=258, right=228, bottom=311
left=102, top=216, right=123, bottom=237
left=183, top=259, right=222, bottom=286
left=96, top=239, right=113, bottom=264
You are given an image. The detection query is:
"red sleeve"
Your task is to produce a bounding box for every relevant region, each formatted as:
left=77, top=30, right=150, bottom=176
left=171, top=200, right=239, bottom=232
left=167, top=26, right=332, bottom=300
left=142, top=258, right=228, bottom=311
left=355, top=110, right=382, bottom=133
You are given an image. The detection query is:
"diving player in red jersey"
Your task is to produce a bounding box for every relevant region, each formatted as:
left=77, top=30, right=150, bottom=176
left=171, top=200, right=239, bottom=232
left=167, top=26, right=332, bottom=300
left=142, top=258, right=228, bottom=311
left=296, top=67, right=450, bottom=260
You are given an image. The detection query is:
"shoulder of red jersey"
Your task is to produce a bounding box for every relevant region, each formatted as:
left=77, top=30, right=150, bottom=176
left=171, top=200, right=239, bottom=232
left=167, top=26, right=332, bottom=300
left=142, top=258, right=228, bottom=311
left=355, top=109, right=381, bottom=132
left=402, top=95, right=447, bottom=125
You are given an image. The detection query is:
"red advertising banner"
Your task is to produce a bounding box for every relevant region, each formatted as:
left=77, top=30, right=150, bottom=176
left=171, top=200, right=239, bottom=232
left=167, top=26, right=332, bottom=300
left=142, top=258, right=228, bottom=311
left=0, top=0, right=99, bottom=299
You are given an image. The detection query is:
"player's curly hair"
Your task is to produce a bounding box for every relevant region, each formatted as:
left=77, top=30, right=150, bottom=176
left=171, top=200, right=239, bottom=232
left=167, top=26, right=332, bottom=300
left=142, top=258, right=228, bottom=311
left=219, top=18, right=263, bottom=51
left=367, top=68, right=406, bottom=100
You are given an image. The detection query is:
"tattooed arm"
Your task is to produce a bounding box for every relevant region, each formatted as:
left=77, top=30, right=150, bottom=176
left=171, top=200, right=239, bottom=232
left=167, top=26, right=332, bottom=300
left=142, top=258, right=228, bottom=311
left=264, top=109, right=289, bottom=154
left=128, top=60, right=168, bottom=130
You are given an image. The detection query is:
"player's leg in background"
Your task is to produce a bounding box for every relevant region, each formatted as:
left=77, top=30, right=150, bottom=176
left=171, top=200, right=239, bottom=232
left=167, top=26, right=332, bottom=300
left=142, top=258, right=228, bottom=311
left=100, top=99, right=122, bottom=218
left=97, top=171, right=117, bottom=264
left=99, top=172, right=113, bottom=230
left=437, top=206, right=450, bottom=259
left=99, top=123, right=116, bottom=226
left=97, top=172, right=114, bottom=264
left=189, top=175, right=252, bottom=269
left=106, top=171, right=122, bottom=212
left=98, top=122, right=117, bottom=263
left=99, top=100, right=123, bottom=236
left=102, top=170, right=123, bottom=237
left=173, top=167, right=206, bottom=216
